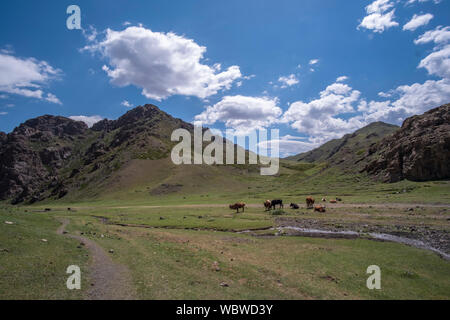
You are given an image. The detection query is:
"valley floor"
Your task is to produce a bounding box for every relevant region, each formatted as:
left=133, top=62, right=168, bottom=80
left=1, top=199, right=449, bottom=300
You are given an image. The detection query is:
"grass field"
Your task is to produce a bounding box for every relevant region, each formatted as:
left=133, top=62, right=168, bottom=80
left=1, top=188, right=449, bottom=299
left=1, top=159, right=449, bottom=300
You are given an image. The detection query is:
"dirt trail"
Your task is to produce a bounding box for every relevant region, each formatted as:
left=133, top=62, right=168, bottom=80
left=56, top=218, right=136, bottom=300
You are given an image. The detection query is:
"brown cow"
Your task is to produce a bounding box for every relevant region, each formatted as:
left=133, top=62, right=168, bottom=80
left=229, top=202, right=246, bottom=213
left=264, top=200, right=272, bottom=211
left=329, top=200, right=337, bottom=204
left=314, top=205, right=326, bottom=213
left=306, top=196, right=315, bottom=208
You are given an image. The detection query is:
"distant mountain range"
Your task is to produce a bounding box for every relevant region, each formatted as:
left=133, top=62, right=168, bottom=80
left=0, top=103, right=448, bottom=204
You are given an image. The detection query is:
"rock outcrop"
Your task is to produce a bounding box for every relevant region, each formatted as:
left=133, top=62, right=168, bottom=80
left=364, top=104, right=450, bottom=182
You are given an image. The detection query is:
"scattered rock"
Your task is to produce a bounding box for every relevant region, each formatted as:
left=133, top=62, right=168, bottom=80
left=212, top=261, right=220, bottom=272
left=41, top=239, right=48, bottom=242
left=4, top=221, right=13, bottom=225
left=109, top=249, right=114, bottom=254
left=220, top=282, right=229, bottom=287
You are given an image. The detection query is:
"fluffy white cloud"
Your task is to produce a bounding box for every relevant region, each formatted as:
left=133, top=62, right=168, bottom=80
left=121, top=100, right=132, bottom=107
left=0, top=53, right=62, bottom=104
left=418, top=44, right=450, bottom=78
left=69, top=115, right=104, bottom=127
left=309, top=59, right=319, bottom=65
left=278, top=74, right=299, bottom=88
left=194, top=95, right=282, bottom=135
left=84, top=26, right=242, bottom=101
left=362, top=79, right=450, bottom=124
left=403, top=13, right=434, bottom=31
left=282, top=81, right=365, bottom=143
left=358, top=0, right=399, bottom=33
left=414, top=26, right=450, bottom=45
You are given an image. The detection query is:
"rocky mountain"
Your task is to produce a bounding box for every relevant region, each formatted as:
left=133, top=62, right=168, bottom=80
left=286, top=121, right=399, bottom=170
left=364, top=103, right=450, bottom=182
left=287, top=103, right=450, bottom=183
left=0, top=104, right=194, bottom=204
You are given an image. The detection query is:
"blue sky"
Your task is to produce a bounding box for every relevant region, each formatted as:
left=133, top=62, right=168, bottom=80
left=1, top=0, right=449, bottom=155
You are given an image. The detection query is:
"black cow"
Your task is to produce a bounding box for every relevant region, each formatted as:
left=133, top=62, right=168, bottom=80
left=290, top=203, right=299, bottom=209
left=271, top=200, right=283, bottom=210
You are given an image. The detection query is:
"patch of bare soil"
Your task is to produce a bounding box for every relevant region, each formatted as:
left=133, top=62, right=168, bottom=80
left=56, top=219, right=136, bottom=300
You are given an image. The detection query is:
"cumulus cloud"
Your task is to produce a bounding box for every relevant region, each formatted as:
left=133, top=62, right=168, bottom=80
left=415, top=26, right=450, bottom=79
left=403, top=13, right=433, bottom=31
left=194, top=95, right=282, bottom=135
left=358, top=0, right=399, bottom=33
left=0, top=53, right=62, bottom=104
left=309, top=59, right=319, bottom=65
left=418, top=44, right=450, bottom=78
left=362, top=79, right=450, bottom=124
left=84, top=26, right=242, bottom=101
left=414, top=26, right=450, bottom=45
left=282, top=81, right=365, bottom=143
left=278, top=74, right=299, bottom=88
left=69, top=115, right=104, bottom=127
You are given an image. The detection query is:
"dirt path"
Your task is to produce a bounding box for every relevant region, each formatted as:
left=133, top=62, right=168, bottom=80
left=56, top=218, right=136, bottom=300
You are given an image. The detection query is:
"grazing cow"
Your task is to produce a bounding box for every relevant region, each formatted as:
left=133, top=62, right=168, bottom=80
left=290, top=203, right=300, bottom=209
left=264, top=200, right=272, bottom=211
left=329, top=200, right=337, bottom=204
left=322, top=198, right=327, bottom=202
left=306, top=197, right=315, bottom=208
left=336, top=197, right=342, bottom=202
left=314, top=205, right=326, bottom=213
left=229, top=202, right=246, bottom=213
left=271, top=200, right=283, bottom=210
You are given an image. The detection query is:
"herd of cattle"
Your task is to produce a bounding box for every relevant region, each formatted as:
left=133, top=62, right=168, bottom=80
left=229, top=197, right=343, bottom=213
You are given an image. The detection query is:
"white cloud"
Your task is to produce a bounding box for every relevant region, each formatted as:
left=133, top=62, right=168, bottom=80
left=194, top=95, right=282, bottom=135
left=278, top=74, right=299, bottom=88
left=418, top=44, right=450, bottom=78
left=414, top=26, right=450, bottom=45
left=69, top=115, right=104, bottom=128
left=0, top=112, right=7, bottom=116
left=0, top=53, right=62, bottom=104
left=406, top=0, right=442, bottom=4
left=358, top=0, right=399, bottom=33
left=362, top=79, right=450, bottom=124
left=336, top=75, right=349, bottom=82
left=84, top=26, right=242, bottom=101
left=403, top=13, right=433, bottom=31
left=309, top=59, right=319, bottom=65
left=282, top=81, right=365, bottom=144
left=121, top=100, right=132, bottom=107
